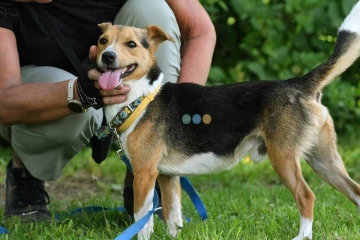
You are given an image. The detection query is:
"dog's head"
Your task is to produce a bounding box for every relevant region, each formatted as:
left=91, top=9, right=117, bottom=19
left=96, top=23, right=175, bottom=90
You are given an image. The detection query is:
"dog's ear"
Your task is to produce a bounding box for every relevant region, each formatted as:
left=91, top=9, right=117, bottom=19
left=146, top=25, right=175, bottom=51
left=98, top=22, right=112, bottom=32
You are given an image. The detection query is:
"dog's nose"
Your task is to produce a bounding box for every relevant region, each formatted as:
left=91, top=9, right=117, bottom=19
left=101, top=51, right=117, bottom=64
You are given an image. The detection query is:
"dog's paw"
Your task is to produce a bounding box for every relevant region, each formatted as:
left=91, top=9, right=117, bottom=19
left=166, top=206, right=183, bottom=237
left=167, top=212, right=183, bottom=237
left=167, top=220, right=183, bottom=237
left=138, top=218, right=154, bottom=240
left=292, top=235, right=312, bottom=240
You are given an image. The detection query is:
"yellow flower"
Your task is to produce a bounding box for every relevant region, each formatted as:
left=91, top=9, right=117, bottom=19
left=244, top=156, right=251, bottom=164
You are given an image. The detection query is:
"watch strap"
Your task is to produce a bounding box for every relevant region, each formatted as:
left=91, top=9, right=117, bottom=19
left=67, top=78, right=77, bottom=101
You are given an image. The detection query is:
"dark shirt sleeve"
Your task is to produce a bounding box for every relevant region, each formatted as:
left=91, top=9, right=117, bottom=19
left=0, top=3, right=17, bottom=31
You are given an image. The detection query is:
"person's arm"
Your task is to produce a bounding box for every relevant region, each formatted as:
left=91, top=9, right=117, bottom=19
left=0, top=28, right=73, bottom=126
left=0, top=28, right=128, bottom=126
left=166, top=0, right=216, bottom=85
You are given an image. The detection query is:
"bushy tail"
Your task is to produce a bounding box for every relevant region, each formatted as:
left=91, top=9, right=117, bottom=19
left=305, top=1, right=360, bottom=93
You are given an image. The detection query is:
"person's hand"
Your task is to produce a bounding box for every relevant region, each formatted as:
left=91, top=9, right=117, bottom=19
left=76, top=45, right=130, bottom=109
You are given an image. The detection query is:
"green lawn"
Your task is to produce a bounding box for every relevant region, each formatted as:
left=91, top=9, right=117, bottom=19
left=0, top=133, right=359, bottom=240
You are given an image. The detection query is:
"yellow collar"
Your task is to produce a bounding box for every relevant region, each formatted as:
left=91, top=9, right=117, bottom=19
left=117, top=85, right=161, bottom=133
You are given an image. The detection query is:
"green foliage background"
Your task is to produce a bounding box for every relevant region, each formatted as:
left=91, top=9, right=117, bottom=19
left=201, top=0, right=360, bottom=133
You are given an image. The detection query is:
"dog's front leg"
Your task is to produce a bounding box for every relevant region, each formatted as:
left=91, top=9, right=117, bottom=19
left=157, top=174, right=183, bottom=237
left=133, top=167, right=159, bottom=240
left=127, top=120, right=165, bottom=239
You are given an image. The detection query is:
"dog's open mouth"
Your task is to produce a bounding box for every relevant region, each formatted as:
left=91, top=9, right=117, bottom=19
left=98, top=64, right=138, bottom=90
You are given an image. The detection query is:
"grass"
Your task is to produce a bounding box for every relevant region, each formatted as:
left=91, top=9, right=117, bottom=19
left=0, top=132, right=360, bottom=240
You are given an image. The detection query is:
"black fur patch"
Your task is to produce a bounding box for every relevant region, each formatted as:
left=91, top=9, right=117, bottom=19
left=141, top=37, right=149, bottom=49
left=257, top=142, right=267, bottom=156
left=147, top=65, right=162, bottom=85
left=333, top=31, right=357, bottom=58
left=145, top=81, right=278, bottom=156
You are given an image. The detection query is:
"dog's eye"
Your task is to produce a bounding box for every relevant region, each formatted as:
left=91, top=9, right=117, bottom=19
left=126, top=41, right=137, bottom=48
left=99, top=38, right=108, bottom=45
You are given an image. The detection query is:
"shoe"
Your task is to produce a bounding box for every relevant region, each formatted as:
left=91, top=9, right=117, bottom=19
left=4, top=160, right=52, bottom=222
left=123, top=169, right=162, bottom=216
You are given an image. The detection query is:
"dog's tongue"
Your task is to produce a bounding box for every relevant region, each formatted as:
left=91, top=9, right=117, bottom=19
left=99, top=69, right=123, bottom=90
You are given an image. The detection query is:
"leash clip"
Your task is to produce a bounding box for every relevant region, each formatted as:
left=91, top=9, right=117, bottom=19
left=113, top=129, right=123, bottom=158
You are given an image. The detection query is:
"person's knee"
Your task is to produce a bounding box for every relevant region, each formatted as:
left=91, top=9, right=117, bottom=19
left=115, top=0, right=179, bottom=31
left=44, top=110, right=100, bottom=145
left=21, top=65, right=76, bottom=84
left=12, top=109, right=102, bottom=152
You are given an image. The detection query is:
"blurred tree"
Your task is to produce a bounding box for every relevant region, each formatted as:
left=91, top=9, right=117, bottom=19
left=200, top=0, right=360, bottom=133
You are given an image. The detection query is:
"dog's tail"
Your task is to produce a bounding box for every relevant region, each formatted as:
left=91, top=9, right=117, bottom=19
left=304, top=1, right=360, bottom=93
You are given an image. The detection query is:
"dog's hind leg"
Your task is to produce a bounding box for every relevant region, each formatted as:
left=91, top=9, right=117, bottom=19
left=157, top=174, right=183, bottom=237
left=267, top=145, right=315, bottom=240
left=305, top=115, right=360, bottom=209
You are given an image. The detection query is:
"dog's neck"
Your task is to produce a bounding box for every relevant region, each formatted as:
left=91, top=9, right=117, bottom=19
left=104, top=72, right=164, bottom=123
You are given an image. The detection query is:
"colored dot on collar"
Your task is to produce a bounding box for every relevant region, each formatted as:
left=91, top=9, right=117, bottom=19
left=182, top=114, right=191, bottom=124
left=120, top=111, right=128, bottom=119
left=192, top=114, right=201, bottom=124
left=202, top=114, right=212, bottom=124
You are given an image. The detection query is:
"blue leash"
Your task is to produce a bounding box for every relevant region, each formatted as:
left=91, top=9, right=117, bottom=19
left=113, top=154, right=207, bottom=239
left=0, top=152, right=208, bottom=239
left=53, top=189, right=160, bottom=240
left=0, top=226, right=8, bottom=235
left=114, top=189, right=160, bottom=240
left=0, top=175, right=205, bottom=238
left=180, top=176, right=208, bottom=221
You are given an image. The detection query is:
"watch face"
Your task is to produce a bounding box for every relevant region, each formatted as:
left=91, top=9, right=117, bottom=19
left=68, top=101, right=84, bottom=113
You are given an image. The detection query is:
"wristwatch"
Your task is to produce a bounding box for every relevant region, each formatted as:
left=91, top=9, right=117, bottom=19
left=67, top=78, right=87, bottom=113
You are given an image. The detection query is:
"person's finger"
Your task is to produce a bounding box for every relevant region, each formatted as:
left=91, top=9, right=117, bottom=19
left=121, top=84, right=130, bottom=92
left=88, top=68, right=102, bottom=80
left=114, top=83, right=131, bottom=91
left=100, top=87, right=130, bottom=97
left=103, top=95, right=128, bottom=105
left=89, top=45, right=97, bottom=60
left=115, top=83, right=124, bottom=90
left=94, top=81, right=100, bottom=89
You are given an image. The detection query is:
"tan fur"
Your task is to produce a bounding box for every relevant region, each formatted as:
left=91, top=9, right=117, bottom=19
left=147, top=25, right=175, bottom=55
left=127, top=120, right=165, bottom=213
left=96, top=24, right=173, bottom=82
left=267, top=143, right=315, bottom=219
left=305, top=115, right=360, bottom=205
left=98, top=22, right=112, bottom=32
left=261, top=98, right=318, bottom=155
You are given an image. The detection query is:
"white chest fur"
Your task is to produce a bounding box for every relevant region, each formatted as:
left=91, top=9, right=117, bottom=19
left=104, top=74, right=163, bottom=158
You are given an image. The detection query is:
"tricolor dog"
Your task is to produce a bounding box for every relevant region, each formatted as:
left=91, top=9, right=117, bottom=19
left=95, top=2, right=360, bottom=239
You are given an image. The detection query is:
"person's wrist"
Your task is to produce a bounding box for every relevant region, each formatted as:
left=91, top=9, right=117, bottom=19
left=75, top=79, right=91, bottom=109
left=67, top=78, right=88, bottom=113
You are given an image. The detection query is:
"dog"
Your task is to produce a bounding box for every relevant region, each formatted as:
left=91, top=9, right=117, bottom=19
left=95, top=2, right=360, bottom=239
